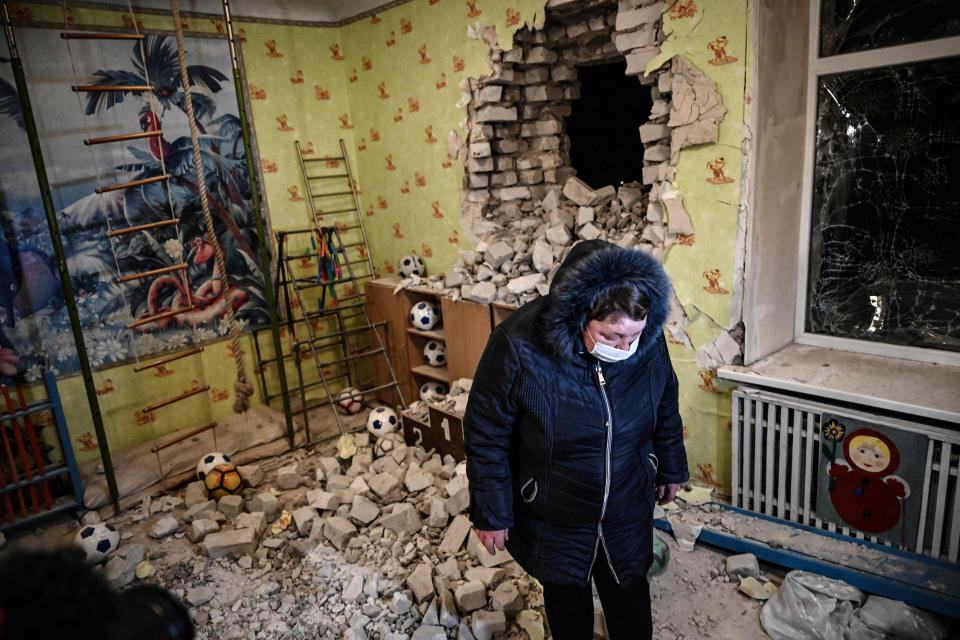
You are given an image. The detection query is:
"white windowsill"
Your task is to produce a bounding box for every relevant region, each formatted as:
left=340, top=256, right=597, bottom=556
left=716, top=344, right=960, bottom=425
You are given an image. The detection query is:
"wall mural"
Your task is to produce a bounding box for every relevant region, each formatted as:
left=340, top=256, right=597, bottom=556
left=0, top=29, right=266, bottom=384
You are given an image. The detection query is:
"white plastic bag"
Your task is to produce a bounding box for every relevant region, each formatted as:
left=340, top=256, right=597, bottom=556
left=760, top=571, right=864, bottom=640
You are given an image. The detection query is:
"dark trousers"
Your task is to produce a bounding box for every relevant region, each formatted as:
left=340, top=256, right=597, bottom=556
left=542, top=547, right=652, bottom=640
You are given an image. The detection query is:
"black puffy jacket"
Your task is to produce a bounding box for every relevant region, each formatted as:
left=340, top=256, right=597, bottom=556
left=464, top=240, right=688, bottom=587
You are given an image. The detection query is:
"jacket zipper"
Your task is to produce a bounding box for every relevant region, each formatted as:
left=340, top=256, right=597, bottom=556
left=588, top=361, right=621, bottom=585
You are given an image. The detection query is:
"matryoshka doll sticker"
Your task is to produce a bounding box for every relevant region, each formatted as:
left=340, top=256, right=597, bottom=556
left=827, top=427, right=909, bottom=533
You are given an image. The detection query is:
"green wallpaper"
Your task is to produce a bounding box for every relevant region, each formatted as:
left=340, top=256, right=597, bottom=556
left=650, top=0, right=750, bottom=493
left=241, top=0, right=544, bottom=278
left=11, top=1, right=750, bottom=495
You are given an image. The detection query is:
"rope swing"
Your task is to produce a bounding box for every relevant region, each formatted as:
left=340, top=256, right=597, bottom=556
left=170, top=0, right=253, bottom=412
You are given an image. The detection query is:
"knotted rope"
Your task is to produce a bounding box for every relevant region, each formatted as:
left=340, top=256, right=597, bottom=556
left=170, top=0, right=253, bottom=412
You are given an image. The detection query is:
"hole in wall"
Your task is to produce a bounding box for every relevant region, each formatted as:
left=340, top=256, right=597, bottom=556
left=566, top=59, right=652, bottom=189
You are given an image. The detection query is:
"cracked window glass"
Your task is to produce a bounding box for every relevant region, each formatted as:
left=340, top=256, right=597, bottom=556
left=820, top=0, right=960, bottom=57
left=806, top=57, right=960, bottom=352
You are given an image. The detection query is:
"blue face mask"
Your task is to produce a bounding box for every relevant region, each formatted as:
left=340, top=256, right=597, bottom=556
left=587, top=330, right=640, bottom=362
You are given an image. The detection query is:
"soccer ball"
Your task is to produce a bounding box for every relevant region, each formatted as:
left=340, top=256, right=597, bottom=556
left=366, top=406, right=399, bottom=437
left=420, top=381, right=448, bottom=403
left=409, top=301, right=440, bottom=330
left=74, top=522, right=120, bottom=564
left=423, top=340, right=446, bottom=367
left=397, top=254, right=425, bottom=278
left=196, top=452, right=231, bottom=482
left=204, top=463, right=244, bottom=499
left=336, top=386, right=365, bottom=414
left=374, top=431, right=405, bottom=457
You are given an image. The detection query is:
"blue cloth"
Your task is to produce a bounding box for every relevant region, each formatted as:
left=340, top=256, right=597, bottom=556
left=464, top=240, right=688, bottom=587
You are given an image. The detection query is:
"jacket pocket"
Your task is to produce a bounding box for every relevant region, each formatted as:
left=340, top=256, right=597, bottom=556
left=520, top=477, right=538, bottom=503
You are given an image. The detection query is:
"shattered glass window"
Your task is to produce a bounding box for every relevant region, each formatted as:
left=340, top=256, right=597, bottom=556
left=820, top=0, right=960, bottom=57
left=807, top=58, right=960, bottom=352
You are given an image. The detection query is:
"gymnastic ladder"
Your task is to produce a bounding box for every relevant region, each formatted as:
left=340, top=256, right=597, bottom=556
left=269, top=140, right=405, bottom=435
left=61, top=28, right=219, bottom=455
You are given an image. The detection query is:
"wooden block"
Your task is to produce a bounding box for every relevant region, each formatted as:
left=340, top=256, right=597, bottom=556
left=428, top=406, right=465, bottom=462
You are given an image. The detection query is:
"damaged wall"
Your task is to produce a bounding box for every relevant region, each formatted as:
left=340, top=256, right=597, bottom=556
left=445, top=0, right=749, bottom=493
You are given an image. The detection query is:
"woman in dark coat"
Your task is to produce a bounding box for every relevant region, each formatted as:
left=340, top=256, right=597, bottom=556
left=464, top=239, right=688, bottom=639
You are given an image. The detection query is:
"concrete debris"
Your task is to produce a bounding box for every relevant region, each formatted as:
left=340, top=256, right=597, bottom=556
left=454, top=580, right=487, bottom=612
left=725, top=553, right=760, bottom=580
left=237, top=463, right=263, bottom=488
left=668, top=55, right=727, bottom=163
left=217, top=495, right=244, bottom=520
left=149, top=516, right=179, bottom=539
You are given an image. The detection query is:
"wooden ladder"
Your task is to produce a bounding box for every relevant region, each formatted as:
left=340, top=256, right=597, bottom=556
left=62, top=28, right=216, bottom=452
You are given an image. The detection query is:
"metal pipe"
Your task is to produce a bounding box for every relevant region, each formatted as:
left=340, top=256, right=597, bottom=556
left=220, top=0, right=294, bottom=444
left=1, top=2, right=119, bottom=509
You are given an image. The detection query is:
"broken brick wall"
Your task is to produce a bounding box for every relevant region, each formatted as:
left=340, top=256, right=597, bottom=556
left=450, top=0, right=750, bottom=495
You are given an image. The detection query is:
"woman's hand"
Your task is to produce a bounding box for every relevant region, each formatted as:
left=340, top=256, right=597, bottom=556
left=475, top=528, right=508, bottom=555
left=656, top=483, right=681, bottom=505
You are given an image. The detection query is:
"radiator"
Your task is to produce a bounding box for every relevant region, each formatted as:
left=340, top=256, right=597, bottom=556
left=731, top=388, right=960, bottom=562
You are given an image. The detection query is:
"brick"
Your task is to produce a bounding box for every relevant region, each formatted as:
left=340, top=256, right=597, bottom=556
left=236, top=464, right=263, bottom=488
left=188, top=518, right=219, bottom=543
left=499, top=186, right=531, bottom=201
left=525, top=47, right=557, bottom=64
left=183, top=500, right=216, bottom=523
left=445, top=487, right=470, bottom=515
left=469, top=142, right=492, bottom=158
left=202, top=528, right=257, bottom=558
left=625, top=47, right=660, bottom=76
left=615, top=2, right=665, bottom=31
left=276, top=463, right=301, bottom=490
left=438, top=514, right=472, bottom=555
left=471, top=610, right=507, bottom=640
left=349, top=495, right=380, bottom=525
left=381, top=503, right=422, bottom=536
left=476, top=106, right=518, bottom=123
left=639, top=122, right=671, bottom=143
left=367, top=473, right=402, bottom=502
left=615, top=23, right=656, bottom=52
left=323, top=516, right=357, bottom=550
left=477, top=85, right=502, bottom=102
left=407, top=563, right=435, bottom=603
left=184, top=481, right=208, bottom=506
left=218, top=495, right=244, bottom=520
left=644, top=144, right=670, bottom=163
left=292, top=507, right=318, bottom=537
left=234, top=511, right=266, bottom=537
left=524, top=85, right=564, bottom=102
left=491, top=582, right=523, bottom=614
left=248, top=491, right=279, bottom=521
left=307, top=488, right=340, bottom=511
left=454, top=580, right=487, bottom=612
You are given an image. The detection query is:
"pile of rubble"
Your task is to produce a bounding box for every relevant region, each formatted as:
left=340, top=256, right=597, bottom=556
left=445, top=176, right=657, bottom=308
left=112, top=431, right=545, bottom=640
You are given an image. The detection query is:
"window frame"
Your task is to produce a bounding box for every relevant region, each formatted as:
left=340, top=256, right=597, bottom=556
left=793, top=3, right=960, bottom=367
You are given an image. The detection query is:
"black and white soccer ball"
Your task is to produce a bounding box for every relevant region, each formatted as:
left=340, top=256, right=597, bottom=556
left=336, top=386, right=365, bottom=414
left=419, top=381, right=448, bottom=403
left=374, top=431, right=406, bottom=457
left=397, top=254, right=425, bottom=278
left=196, top=452, right=231, bottom=482
left=366, top=406, right=399, bottom=437
left=423, top=340, right=446, bottom=367
left=74, top=522, right=120, bottom=564
left=409, top=301, right=440, bottom=330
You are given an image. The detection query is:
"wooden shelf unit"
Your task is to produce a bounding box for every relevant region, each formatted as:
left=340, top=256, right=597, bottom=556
left=365, top=278, right=493, bottom=404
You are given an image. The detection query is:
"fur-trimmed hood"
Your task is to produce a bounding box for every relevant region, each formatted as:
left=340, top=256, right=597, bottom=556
left=542, top=240, right=673, bottom=360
